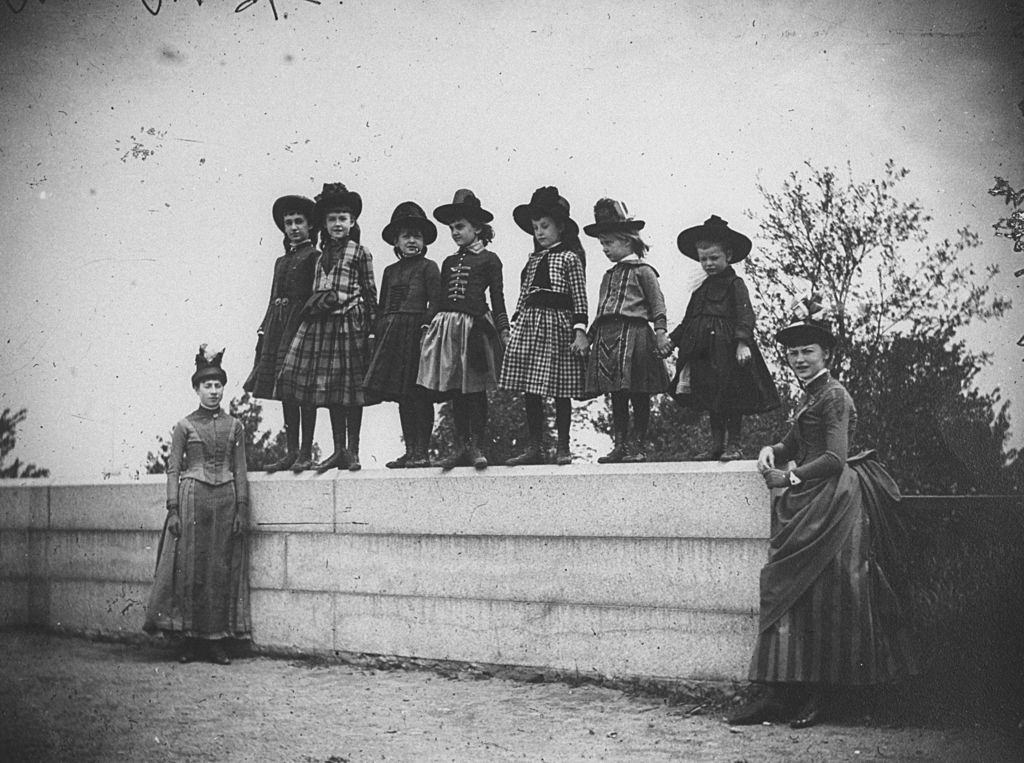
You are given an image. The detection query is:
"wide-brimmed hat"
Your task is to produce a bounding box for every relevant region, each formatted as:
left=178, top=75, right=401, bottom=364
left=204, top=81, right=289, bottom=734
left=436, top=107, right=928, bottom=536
left=191, top=344, right=227, bottom=386
left=382, top=201, right=437, bottom=246
left=775, top=293, right=836, bottom=348
left=433, top=188, right=494, bottom=225
left=314, top=182, right=362, bottom=220
left=272, top=195, right=316, bottom=232
left=583, top=198, right=645, bottom=237
left=512, top=186, right=579, bottom=239
left=676, top=215, right=752, bottom=262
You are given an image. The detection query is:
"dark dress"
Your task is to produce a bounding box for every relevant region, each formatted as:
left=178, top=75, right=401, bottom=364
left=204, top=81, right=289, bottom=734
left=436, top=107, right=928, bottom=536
left=748, top=373, right=916, bottom=685
left=243, top=241, right=317, bottom=400
left=668, top=266, right=779, bottom=414
left=144, top=407, right=251, bottom=640
left=363, top=253, right=441, bottom=402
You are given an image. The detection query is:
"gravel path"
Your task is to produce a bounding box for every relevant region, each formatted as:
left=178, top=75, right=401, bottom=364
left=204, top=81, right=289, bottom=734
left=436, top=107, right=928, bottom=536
left=0, top=631, right=1020, bottom=762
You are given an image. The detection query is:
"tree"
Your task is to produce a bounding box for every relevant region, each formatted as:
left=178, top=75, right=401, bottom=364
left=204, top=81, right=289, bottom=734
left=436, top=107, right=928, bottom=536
left=144, top=393, right=317, bottom=473
left=742, top=160, right=1014, bottom=494
left=0, top=408, right=49, bottom=478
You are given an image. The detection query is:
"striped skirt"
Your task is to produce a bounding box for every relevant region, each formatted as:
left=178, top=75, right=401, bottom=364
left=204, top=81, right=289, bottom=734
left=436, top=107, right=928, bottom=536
left=276, top=304, right=370, bottom=407
left=583, top=315, right=670, bottom=397
left=417, top=311, right=501, bottom=396
left=748, top=458, right=917, bottom=685
left=500, top=306, right=585, bottom=398
left=144, top=480, right=250, bottom=640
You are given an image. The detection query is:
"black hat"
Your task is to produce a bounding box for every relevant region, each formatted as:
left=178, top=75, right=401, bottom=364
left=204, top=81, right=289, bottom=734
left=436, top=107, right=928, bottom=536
left=272, top=195, right=316, bottom=233
left=314, top=182, right=362, bottom=220
left=512, top=186, right=579, bottom=239
left=433, top=188, right=494, bottom=225
left=382, top=201, right=437, bottom=246
left=775, top=293, right=836, bottom=348
left=191, top=344, right=227, bottom=386
left=676, top=215, right=752, bottom=262
left=583, top=198, right=645, bottom=237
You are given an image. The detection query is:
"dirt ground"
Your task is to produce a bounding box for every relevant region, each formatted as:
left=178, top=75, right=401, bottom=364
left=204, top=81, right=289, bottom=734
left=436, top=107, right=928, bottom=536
left=0, top=631, right=1021, bottom=762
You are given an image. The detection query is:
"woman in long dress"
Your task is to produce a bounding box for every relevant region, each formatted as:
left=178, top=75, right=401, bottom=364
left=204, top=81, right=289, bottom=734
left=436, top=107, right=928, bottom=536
left=729, top=300, right=916, bottom=728
left=144, top=346, right=251, bottom=665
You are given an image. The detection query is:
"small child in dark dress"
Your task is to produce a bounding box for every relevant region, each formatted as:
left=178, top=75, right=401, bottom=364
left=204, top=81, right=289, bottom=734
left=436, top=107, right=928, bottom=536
left=665, top=215, right=780, bottom=460
left=582, top=199, right=671, bottom=462
left=243, top=194, right=319, bottom=472
left=363, top=202, right=442, bottom=468
left=277, top=182, right=378, bottom=472
left=417, top=189, right=509, bottom=469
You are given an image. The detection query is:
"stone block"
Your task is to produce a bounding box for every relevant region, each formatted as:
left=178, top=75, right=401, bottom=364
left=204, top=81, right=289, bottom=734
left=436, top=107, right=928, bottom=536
left=46, top=579, right=151, bottom=634
left=49, top=483, right=164, bottom=531
left=249, top=533, right=286, bottom=590
left=44, top=531, right=158, bottom=584
left=0, top=530, right=30, bottom=579
left=283, top=533, right=762, bottom=610
left=0, top=482, right=50, bottom=530
left=0, top=580, right=29, bottom=626
left=250, top=476, right=334, bottom=533
left=251, top=588, right=333, bottom=651
left=331, top=461, right=768, bottom=539
left=332, top=594, right=757, bottom=680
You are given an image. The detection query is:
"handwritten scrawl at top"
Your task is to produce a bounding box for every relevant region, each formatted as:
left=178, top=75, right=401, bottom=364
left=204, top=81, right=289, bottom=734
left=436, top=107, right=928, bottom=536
left=135, top=0, right=322, bottom=20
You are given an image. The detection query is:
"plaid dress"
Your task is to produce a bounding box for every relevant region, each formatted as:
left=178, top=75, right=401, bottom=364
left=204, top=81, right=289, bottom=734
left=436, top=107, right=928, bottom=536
left=276, top=238, right=378, bottom=407
left=500, top=245, right=588, bottom=398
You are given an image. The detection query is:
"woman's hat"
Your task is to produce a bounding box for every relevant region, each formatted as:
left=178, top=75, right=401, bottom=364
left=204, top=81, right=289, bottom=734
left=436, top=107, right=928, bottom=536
left=775, top=293, right=836, bottom=348
left=583, top=198, right=645, bottom=237
left=676, top=215, right=752, bottom=262
left=314, top=182, right=362, bottom=220
left=191, top=344, right=227, bottom=386
left=512, top=186, right=580, bottom=239
left=433, top=188, right=494, bottom=225
left=272, top=195, right=316, bottom=232
left=382, top=201, right=437, bottom=246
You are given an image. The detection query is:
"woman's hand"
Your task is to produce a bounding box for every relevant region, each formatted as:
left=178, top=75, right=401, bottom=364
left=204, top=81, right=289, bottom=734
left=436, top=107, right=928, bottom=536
left=500, top=329, right=511, bottom=347
left=735, top=341, right=752, bottom=366
left=232, top=514, right=246, bottom=536
left=167, top=512, right=182, bottom=539
left=654, top=330, right=673, bottom=358
left=762, top=469, right=789, bottom=489
left=570, top=329, right=590, bottom=357
left=756, top=446, right=775, bottom=473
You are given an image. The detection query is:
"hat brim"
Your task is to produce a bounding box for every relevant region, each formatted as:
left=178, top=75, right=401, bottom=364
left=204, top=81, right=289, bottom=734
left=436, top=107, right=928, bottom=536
left=582, top=220, right=646, bottom=237
left=315, top=190, right=363, bottom=220
left=676, top=224, right=752, bottom=262
left=433, top=203, right=494, bottom=225
left=775, top=322, right=836, bottom=348
left=512, top=204, right=580, bottom=239
left=191, top=367, right=228, bottom=386
left=382, top=216, right=438, bottom=246
left=272, top=195, right=317, bottom=232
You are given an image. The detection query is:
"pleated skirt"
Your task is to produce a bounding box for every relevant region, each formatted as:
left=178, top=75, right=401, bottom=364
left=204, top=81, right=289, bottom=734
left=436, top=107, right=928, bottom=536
left=364, top=312, right=424, bottom=402
left=583, top=316, right=670, bottom=397
left=144, top=479, right=250, bottom=640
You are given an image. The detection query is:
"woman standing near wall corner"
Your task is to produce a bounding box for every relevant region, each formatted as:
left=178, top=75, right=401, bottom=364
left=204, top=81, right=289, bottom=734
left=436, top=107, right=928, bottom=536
left=144, top=345, right=251, bottom=665
left=728, top=296, right=916, bottom=728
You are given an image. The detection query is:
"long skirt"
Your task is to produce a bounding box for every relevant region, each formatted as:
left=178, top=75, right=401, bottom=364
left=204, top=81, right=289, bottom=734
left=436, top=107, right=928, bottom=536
left=670, top=314, right=779, bottom=415
left=144, top=479, right=250, bottom=640
left=500, top=305, right=585, bottom=398
left=364, top=312, right=424, bottom=402
left=583, top=315, right=670, bottom=397
left=417, top=311, right=501, bottom=397
left=276, top=304, right=370, bottom=407
left=748, top=456, right=916, bottom=685
left=243, top=299, right=304, bottom=400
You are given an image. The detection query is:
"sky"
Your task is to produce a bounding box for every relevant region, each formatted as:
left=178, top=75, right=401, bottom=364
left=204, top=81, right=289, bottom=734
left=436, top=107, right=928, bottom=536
left=1, top=0, right=1021, bottom=481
